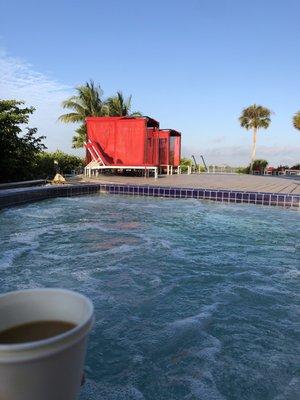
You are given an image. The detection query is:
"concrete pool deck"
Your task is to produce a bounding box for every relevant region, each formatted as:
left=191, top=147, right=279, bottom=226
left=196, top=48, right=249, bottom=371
left=83, top=173, right=300, bottom=195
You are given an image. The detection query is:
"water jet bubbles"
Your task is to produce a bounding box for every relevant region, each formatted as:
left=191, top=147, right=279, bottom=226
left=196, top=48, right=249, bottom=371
left=0, top=196, right=299, bottom=400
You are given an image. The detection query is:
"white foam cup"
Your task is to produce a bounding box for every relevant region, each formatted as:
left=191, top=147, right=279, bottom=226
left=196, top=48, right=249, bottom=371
left=0, top=288, right=94, bottom=400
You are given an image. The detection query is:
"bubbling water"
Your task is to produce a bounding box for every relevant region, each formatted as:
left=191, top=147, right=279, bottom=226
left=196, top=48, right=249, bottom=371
left=0, top=195, right=299, bottom=399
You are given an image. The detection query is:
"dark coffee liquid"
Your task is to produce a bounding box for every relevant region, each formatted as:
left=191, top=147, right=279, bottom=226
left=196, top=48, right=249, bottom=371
left=0, top=320, right=76, bottom=344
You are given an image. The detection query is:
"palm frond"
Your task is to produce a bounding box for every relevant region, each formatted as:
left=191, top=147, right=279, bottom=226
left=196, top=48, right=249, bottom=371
left=106, top=91, right=140, bottom=117
left=60, top=82, right=142, bottom=147
left=58, top=112, right=84, bottom=123
left=72, top=124, right=87, bottom=148
left=130, top=111, right=142, bottom=117
left=239, top=104, right=272, bottom=130
left=293, top=111, right=300, bottom=130
left=59, top=80, right=106, bottom=147
left=61, top=99, right=87, bottom=114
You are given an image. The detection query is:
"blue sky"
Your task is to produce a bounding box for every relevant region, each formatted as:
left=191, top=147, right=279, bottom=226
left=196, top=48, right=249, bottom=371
left=0, top=0, right=299, bottom=166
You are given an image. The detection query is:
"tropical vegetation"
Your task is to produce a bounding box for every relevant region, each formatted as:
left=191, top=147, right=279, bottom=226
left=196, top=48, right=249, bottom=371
left=239, top=104, right=272, bottom=170
left=0, top=99, right=84, bottom=182
left=0, top=100, right=46, bottom=182
left=59, top=81, right=109, bottom=148
left=106, top=91, right=141, bottom=117
left=59, top=81, right=141, bottom=148
left=292, top=111, right=300, bottom=131
left=247, top=159, right=268, bottom=174
left=35, top=151, right=84, bottom=178
left=180, top=157, right=193, bottom=172
left=1, top=94, right=298, bottom=183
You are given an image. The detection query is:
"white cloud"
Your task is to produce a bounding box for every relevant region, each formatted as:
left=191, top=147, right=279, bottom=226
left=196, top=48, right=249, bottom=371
left=0, top=49, right=82, bottom=155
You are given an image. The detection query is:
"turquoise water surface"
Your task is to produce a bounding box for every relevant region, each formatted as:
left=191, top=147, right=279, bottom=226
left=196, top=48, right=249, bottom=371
left=0, top=195, right=299, bottom=400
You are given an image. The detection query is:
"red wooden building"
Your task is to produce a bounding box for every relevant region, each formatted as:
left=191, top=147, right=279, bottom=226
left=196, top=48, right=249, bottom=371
left=84, top=116, right=181, bottom=177
left=157, top=129, right=181, bottom=168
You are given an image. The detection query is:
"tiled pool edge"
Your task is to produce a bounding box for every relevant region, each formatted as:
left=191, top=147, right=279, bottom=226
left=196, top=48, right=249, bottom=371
left=0, top=183, right=299, bottom=209
left=0, top=184, right=101, bottom=209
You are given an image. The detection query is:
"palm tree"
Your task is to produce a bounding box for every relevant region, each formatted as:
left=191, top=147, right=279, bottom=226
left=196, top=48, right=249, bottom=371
left=239, top=104, right=272, bottom=169
left=59, top=80, right=109, bottom=148
left=293, top=111, right=300, bottom=131
left=106, top=91, right=141, bottom=117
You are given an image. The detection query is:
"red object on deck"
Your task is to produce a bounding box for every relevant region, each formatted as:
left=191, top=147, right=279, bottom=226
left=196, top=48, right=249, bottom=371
left=158, top=129, right=181, bottom=167
left=85, top=117, right=181, bottom=167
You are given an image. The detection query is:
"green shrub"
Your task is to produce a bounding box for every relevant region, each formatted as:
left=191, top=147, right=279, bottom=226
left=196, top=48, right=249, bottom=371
left=180, top=157, right=193, bottom=172
left=236, top=167, right=248, bottom=174
left=34, top=151, right=84, bottom=178
left=252, top=159, right=268, bottom=171
left=291, top=163, right=300, bottom=170
left=243, top=159, right=268, bottom=174
left=0, top=100, right=46, bottom=183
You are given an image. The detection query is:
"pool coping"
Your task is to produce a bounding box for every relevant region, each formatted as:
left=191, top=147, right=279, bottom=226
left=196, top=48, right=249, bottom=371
left=0, top=183, right=299, bottom=209
left=0, top=179, right=47, bottom=190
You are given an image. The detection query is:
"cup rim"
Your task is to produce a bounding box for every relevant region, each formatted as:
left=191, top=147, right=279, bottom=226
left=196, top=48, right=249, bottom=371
left=0, top=288, right=94, bottom=352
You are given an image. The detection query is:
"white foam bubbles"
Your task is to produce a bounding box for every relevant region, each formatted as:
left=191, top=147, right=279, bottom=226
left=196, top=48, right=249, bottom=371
left=80, top=379, right=145, bottom=400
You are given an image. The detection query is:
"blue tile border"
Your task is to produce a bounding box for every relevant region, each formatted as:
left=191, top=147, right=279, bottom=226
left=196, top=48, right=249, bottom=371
left=107, top=184, right=300, bottom=209
left=0, top=183, right=299, bottom=209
